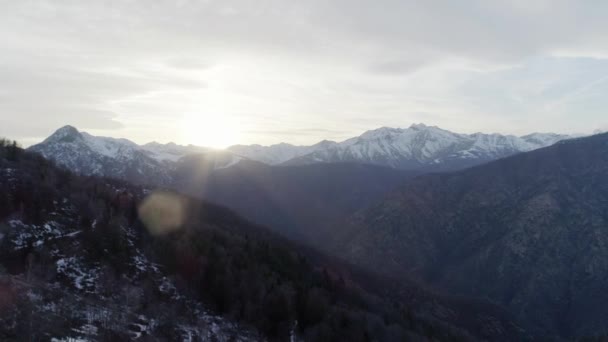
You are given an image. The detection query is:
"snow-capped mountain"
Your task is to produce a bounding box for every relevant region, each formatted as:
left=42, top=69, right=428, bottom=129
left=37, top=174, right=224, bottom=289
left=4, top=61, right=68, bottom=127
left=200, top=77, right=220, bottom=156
left=228, top=140, right=338, bottom=165
left=31, top=124, right=572, bottom=183
left=280, top=124, right=571, bottom=171
left=28, top=125, right=243, bottom=185
left=141, top=141, right=209, bottom=162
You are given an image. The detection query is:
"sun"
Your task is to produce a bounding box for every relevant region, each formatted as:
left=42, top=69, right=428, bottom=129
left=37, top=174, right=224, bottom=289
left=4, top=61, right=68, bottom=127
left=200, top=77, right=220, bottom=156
left=180, top=113, right=240, bottom=149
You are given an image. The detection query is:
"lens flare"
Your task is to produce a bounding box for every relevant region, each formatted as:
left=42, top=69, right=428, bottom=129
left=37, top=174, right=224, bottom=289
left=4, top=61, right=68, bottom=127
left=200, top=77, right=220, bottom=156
left=180, top=112, right=240, bottom=149
left=138, top=192, right=187, bottom=235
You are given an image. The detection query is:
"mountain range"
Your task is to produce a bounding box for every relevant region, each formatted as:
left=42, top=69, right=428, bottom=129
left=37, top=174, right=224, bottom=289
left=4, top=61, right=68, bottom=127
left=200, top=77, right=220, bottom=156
left=28, top=124, right=572, bottom=245
left=27, top=126, right=417, bottom=245
left=29, top=124, right=571, bottom=184
left=252, top=124, right=570, bottom=171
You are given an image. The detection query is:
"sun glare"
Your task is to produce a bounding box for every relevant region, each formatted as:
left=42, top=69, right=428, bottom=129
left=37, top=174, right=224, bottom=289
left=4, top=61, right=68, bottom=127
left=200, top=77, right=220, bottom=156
left=180, top=113, right=240, bottom=149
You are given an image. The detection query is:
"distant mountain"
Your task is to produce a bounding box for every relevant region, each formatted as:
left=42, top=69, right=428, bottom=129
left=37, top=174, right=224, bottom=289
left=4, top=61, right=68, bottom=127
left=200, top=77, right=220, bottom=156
left=28, top=125, right=242, bottom=185
left=140, top=141, right=209, bottom=162
left=281, top=124, right=571, bottom=171
left=330, top=133, right=608, bottom=339
left=32, top=125, right=571, bottom=181
left=228, top=139, right=338, bottom=165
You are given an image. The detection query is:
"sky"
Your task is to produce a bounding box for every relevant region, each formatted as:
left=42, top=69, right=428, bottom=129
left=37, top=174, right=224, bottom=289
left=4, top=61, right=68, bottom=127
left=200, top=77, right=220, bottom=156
left=1, top=0, right=608, bottom=148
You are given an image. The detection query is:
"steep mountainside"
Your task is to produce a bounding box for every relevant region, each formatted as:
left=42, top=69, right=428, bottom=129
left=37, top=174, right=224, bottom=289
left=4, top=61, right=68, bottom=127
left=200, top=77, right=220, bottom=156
left=283, top=124, right=570, bottom=171
left=331, top=133, right=608, bottom=339
left=0, top=140, right=528, bottom=341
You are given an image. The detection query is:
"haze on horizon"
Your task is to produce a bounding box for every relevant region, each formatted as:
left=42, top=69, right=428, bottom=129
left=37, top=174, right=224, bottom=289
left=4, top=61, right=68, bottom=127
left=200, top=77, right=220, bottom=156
left=1, top=1, right=608, bottom=148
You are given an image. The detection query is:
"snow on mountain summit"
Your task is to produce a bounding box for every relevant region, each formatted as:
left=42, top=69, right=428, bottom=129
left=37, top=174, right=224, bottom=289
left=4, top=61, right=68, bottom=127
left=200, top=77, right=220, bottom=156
left=40, top=125, right=81, bottom=144
left=28, top=126, right=244, bottom=185
left=281, top=124, right=572, bottom=170
left=141, top=141, right=209, bottom=162
left=227, top=140, right=336, bottom=165
left=30, top=124, right=573, bottom=176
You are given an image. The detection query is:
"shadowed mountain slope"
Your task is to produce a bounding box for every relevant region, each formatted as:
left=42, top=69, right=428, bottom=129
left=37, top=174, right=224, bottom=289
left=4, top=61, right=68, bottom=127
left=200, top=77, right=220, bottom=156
left=331, top=133, right=608, bottom=338
left=172, top=158, right=419, bottom=241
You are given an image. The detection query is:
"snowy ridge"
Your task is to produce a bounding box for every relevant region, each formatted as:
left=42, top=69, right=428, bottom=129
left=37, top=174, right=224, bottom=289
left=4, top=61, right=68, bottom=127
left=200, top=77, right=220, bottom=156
left=141, top=141, right=209, bottom=162
left=31, top=124, right=572, bottom=176
left=36, top=125, right=208, bottom=164
left=281, top=123, right=571, bottom=170
left=28, top=126, right=245, bottom=184
left=228, top=140, right=338, bottom=165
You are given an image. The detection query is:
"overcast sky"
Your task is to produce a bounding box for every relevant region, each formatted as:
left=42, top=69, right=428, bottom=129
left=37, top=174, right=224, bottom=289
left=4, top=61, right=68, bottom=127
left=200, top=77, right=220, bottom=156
left=1, top=0, right=608, bottom=147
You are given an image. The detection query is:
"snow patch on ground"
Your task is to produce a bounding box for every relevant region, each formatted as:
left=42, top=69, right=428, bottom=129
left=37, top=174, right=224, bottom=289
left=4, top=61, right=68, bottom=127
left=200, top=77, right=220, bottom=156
left=56, top=257, right=99, bottom=293
left=72, top=324, right=98, bottom=337
left=9, top=219, right=76, bottom=250
left=51, top=337, right=90, bottom=342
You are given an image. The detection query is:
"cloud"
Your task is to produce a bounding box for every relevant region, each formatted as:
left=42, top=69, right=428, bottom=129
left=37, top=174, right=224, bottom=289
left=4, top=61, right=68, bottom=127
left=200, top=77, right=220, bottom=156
left=367, top=58, right=432, bottom=76
left=1, top=1, right=608, bottom=146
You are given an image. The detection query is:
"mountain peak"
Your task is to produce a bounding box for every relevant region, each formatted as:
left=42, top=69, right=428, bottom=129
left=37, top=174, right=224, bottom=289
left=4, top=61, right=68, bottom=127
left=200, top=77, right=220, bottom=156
left=409, top=123, right=428, bottom=129
left=359, top=127, right=404, bottom=140
left=313, top=139, right=338, bottom=148
left=408, top=123, right=448, bottom=133
left=44, top=125, right=82, bottom=143
left=55, top=125, right=79, bottom=135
